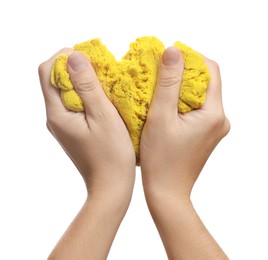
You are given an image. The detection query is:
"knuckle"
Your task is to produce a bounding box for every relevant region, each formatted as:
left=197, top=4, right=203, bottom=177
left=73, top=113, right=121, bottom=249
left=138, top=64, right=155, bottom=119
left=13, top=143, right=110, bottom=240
left=46, top=115, right=62, bottom=132
left=206, top=58, right=221, bottom=74
left=38, top=62, right=48, bottom=77
left=158, top=73, right=182, bottom=88
left=46, top=121, right=53, bottom=134
left=210, top=59, right=220, bottom=68
left=208, top=111, right=230, bottom=138
left=59, top=47, right=73, bottom=54
left=39, top=47, right=73, bottom=77
left=90, top=110, right=109, bottom=122
left=210, top=113, right=225, bottom=128
left=222, top=117, right=231, bottom=137
left=73, top=75, right=98, bottom=93
left=145, top=112, right=161, bottom=128
left=145, top=110, right=173, bottom=132
left=212, top=61, right=220, bottom=74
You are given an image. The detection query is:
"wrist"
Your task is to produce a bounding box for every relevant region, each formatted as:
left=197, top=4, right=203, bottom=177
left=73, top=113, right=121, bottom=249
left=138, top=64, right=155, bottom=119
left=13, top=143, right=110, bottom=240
left=143, top=190, right=228, bottom=260
left=86, top=180, right=135, bottom=215
left=143, top=184, right=193, bottom=216
left=143, top=178, right=191, bottom=203
left=141, top=167, right=194, bottom=203
left=82, top=166, right=135, bottom=199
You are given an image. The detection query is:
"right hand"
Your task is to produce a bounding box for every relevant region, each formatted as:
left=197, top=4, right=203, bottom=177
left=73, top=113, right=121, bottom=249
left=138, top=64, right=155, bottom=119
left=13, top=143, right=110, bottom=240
left=140, top=47, right=230, bottom=199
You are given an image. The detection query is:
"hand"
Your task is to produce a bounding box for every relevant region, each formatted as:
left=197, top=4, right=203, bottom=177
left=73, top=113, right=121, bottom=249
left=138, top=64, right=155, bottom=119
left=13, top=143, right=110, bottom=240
left=141, top=47, right=230, bottom=199
left=140, top=47, right=230, bottom=259
left=39, top=50, right=136, bottom=259
left=39, top=50, right=136, bottom=195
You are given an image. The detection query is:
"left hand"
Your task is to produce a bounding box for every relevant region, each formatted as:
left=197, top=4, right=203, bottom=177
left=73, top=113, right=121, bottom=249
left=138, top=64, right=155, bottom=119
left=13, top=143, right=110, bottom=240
left=39, top=50, right=136, bottom=198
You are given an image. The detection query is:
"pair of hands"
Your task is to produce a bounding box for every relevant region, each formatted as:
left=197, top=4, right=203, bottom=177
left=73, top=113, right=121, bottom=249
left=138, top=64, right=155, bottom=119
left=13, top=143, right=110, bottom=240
left=39, top=47, right=230, bottom=260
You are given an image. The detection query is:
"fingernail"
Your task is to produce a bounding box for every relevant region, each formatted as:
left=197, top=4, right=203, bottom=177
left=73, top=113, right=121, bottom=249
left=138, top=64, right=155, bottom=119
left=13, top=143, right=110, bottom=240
left=163, top=47, right=180, bottom=66
left=68, top=52, right=88, bottom=71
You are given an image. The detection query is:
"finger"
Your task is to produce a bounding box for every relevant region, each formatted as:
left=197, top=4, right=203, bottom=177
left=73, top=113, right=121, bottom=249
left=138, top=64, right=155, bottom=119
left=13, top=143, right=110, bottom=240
left=38, top=48, right=72, bottom=111
left=148, top=47, right=184, bottom=121
left=202, top=58, right=223, bottom=111
left=67, top=52, right=113, bottom=118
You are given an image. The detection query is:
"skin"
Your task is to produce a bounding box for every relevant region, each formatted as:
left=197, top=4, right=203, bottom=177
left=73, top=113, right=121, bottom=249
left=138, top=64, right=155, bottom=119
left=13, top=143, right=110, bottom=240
left=141, top=47, right=230, bottom=259
left=39, top=50, right=136, bottom=260
left=38, top=47, right=229, bottom=260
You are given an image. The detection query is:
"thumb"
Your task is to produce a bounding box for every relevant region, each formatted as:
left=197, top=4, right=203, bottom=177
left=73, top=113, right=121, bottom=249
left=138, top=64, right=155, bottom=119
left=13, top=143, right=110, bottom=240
left=149, top=47, right=184, bottom=120
left=67, top=52, right=111, bottom=117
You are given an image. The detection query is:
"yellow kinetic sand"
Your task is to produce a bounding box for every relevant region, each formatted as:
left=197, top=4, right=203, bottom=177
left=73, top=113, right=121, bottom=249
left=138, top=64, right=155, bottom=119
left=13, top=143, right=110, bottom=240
left=51, top=37, right=210, bottom=162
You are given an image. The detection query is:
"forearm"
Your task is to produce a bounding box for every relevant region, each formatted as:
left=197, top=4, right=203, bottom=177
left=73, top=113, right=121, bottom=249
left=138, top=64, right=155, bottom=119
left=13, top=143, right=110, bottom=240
left=48, top=191, right=132, bottom=260
left=145, top=191, right=228, bottom=260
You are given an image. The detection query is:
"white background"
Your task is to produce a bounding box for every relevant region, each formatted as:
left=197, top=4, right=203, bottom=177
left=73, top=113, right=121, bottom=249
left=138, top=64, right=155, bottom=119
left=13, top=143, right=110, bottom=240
left=0, top=0, right=267, bottom=259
